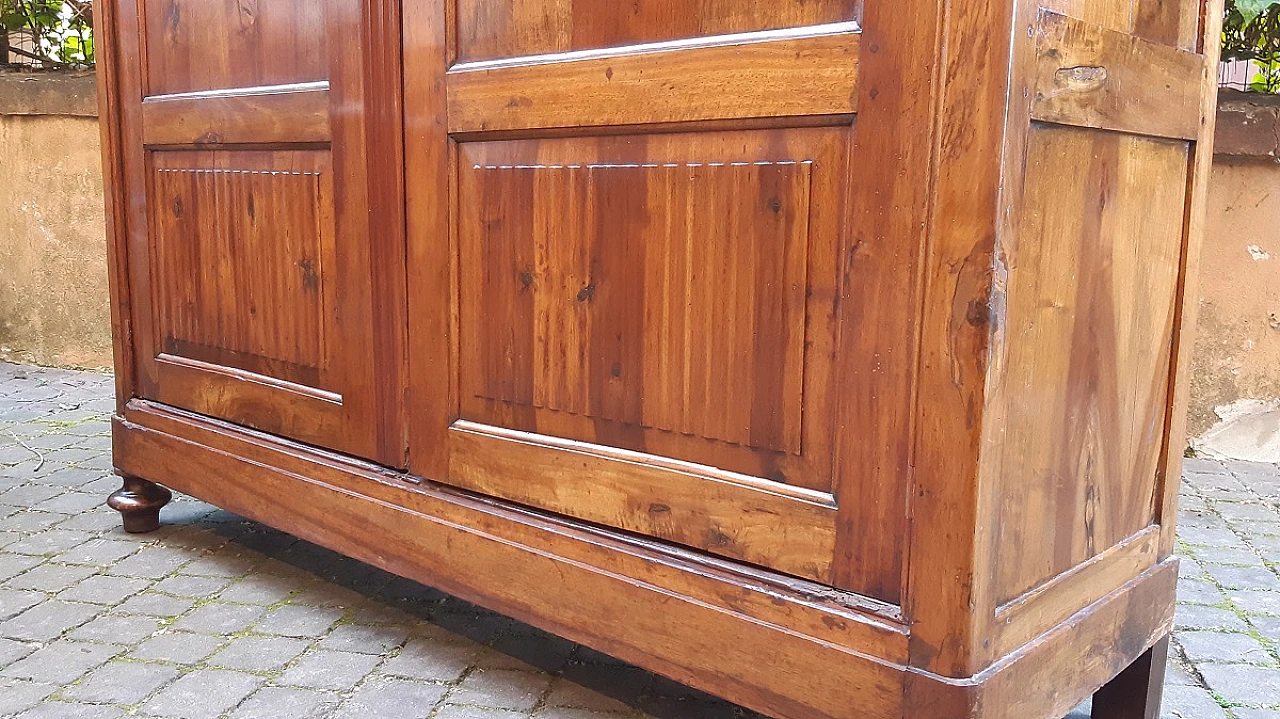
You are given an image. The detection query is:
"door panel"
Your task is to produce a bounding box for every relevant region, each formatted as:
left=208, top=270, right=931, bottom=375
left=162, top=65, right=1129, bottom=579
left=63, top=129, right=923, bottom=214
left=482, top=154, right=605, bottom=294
left=115, top=0, right=406, bottom=464
left=457, top=0, right=861, bottom=60
left=406, top=0, right=903, bottom=592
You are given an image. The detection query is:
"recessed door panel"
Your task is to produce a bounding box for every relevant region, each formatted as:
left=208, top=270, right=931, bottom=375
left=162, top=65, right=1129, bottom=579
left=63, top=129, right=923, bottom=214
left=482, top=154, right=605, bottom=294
left=457, top=0, right=861, bottom=60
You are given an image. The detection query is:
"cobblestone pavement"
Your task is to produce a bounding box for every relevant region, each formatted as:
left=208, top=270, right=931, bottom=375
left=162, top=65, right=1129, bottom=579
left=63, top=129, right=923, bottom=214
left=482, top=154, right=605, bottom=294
left=1, top=361, right=1278, bottom=719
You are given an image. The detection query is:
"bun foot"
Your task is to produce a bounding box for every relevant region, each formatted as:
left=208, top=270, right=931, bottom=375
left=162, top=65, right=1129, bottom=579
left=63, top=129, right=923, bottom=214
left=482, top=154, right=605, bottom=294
left=107, top=475, right=172, bottom=533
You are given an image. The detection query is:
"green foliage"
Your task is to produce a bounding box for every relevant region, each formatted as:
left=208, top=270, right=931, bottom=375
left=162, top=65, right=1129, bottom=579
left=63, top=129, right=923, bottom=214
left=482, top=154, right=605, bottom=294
left=1, top=1, right=94, bottom=69
left=1225, top=0, right=1280, bottom=92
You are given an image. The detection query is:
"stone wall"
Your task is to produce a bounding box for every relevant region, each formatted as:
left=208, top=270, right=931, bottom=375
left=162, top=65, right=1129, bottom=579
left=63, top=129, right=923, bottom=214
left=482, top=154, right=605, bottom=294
left=1189, top=92, right=1280, bottom=460
left=0, top=71, right=112, bottom=369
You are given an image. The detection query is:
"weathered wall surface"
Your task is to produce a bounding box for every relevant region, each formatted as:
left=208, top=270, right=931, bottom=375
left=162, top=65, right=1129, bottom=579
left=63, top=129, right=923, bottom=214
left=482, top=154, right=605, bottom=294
left=0, top=71, right=112, bottom=369
left=1188, top=92, right=1280, bottom=460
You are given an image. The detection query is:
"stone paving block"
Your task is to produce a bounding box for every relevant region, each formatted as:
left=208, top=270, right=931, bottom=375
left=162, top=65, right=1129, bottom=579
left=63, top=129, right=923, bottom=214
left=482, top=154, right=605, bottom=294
left=230, top=686, right=342, bottom=719
left=0, top=483, right=64, bottom=507
left=153, top=573, right=235, bottom=598
left=332, top=678, right=450, bottom=718
left=1199, top=663, right=1280, bottom=707
left=1233, top=710, right=1280, bottom=719
left=58, top=573, right=152, bottom=605
left=1176, top=630, right=1275, bottom=664
left=0, top=599, right=102, bottom=641
left=114, top=590, right=200, bottom=618
left=0, top=635, right=36, bottom=665
left=1229, top=590, right=1280, bottom=617
left=17, top=702, right=125, bottom=719
left=0, top=511, right=66, bottom=533
left=208, top=635, right=311, bottom=671
left=1181, top=526, right=1251, bottom=547
left=3, top=561, right=93, bottom=592
left=130, top=630, right=227, bottom=664
left=0, top=640, right=124, bottom=683
left=255, top=603, right=344, bottom=638
left=34, top=490, right=106, bottom=515
left=0, top=553, right=44, bottom=582
left=53, top=537, right=139, bottom=566
left=1189, top=545, right=1269, bottom=567
left=1176, top=578, right=1229, bottom=606
left=1253, top=616, right=1280, bottom=643
left=6, top=528, right=95, bottom=556
left=217, top=573, right=299, bottom=606
left=1174, top=604, right=1250, bottom=632
left=381, top=637, right=481, bottom=682
left=69, top=614, right=163, bottom=644
left=451, top=668, right=556, bottom=712
left=41, top=448, right=104, bottom=466
left=57, top=507, right=125, bottom=531
left=279, top=649, right=383, bottom=690
left=1205, top=565, right=1280, bottom=591
left=180, top=552, right=264, bottom=579
left=171, top=601, right=268, bottom=635
left=319, top=622, right=411, bottom=655
left=562, top=663, right=652, bottom=706
left=67, top=659, right=181, bottom=704
left=0, top=586, right=43, bottom=620
left=0, top=678, right=57, bottom=715
left=108, top=546, right=194, bottom=579
left=435, top=706, right=528, bottom=719
left=142, top=668, right=265, bottom=719
left=1215, top=501, right=1280, bottom=522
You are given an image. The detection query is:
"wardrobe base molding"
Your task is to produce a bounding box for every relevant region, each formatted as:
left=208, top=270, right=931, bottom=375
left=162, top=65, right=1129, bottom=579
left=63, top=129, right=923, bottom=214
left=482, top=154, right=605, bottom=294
left=111, top=400, right=1177, bottom=719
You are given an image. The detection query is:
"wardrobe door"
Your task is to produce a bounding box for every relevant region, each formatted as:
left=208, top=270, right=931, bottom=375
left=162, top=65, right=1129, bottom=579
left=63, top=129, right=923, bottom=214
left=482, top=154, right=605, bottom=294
left=108, top=0, right=406, bottom=464
left=406, top=0, right=910, bottom=597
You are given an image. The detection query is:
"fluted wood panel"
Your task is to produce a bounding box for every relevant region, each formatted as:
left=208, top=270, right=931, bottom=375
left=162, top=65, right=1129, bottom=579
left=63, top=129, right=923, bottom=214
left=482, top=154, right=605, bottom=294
left=150, top=150, right=333, bottom=388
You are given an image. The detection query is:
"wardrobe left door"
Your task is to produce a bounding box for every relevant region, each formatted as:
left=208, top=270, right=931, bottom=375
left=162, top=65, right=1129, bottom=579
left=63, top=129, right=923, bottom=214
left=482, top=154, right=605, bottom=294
left=102, top=0, right=408, bottom=465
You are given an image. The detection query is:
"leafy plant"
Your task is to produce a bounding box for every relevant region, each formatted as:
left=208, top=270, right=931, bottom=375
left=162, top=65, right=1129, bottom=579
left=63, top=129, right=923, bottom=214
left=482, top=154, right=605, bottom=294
left=1224, top=0, right=1280, bottom=92
left=1, top=1, right=93, bottom=69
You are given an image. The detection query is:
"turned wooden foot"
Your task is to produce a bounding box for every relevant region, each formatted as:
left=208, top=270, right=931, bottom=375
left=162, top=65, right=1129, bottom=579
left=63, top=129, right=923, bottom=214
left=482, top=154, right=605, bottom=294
left=107, top=475, right=172, bottom=533
left=1091, top=634, right=1169, bottom=719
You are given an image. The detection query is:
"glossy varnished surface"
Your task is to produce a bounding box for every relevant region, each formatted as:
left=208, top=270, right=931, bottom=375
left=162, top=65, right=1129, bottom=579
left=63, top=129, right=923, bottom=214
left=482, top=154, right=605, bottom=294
left=107, top=0, right=407, bottom=463
left=96, top=0, right=1225, bottom=715
left=456, top=0, right=861, bottom=61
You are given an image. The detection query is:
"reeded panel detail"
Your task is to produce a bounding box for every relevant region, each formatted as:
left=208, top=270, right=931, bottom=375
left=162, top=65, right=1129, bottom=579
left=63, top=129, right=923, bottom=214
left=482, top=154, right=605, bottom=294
left=142, top=0, right=328, bottom=95
left=456, top=129, right=845, bottom=493
left=463, top=161, right=810, bottom=454
left=456, top=0, right=860, bottom=61
left=149, top=150, right=333, bottom=389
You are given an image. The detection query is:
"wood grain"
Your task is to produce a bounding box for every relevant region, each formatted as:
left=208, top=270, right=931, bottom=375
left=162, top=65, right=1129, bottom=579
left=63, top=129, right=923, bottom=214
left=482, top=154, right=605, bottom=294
left=115, top=403, right=903, bottom=719
left=451, top=129, right=849, bottom=500
left=449, top=421, right=838, bottom=581
left=141, top=0, right=328, bottom=95
left=446, top=28, right=860, bottom=133
left=455, top=0, right=861, bottom=61
left=990, top=126, right=1188, bottom=606
left=1032, top=11, right=1204, bottom=140
left=141, top=85, right=331, bottom=146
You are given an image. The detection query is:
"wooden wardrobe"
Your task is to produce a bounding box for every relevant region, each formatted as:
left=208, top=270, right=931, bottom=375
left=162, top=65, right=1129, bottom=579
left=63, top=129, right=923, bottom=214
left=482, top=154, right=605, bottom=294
left=96, top=0, right=1223, bottom=716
